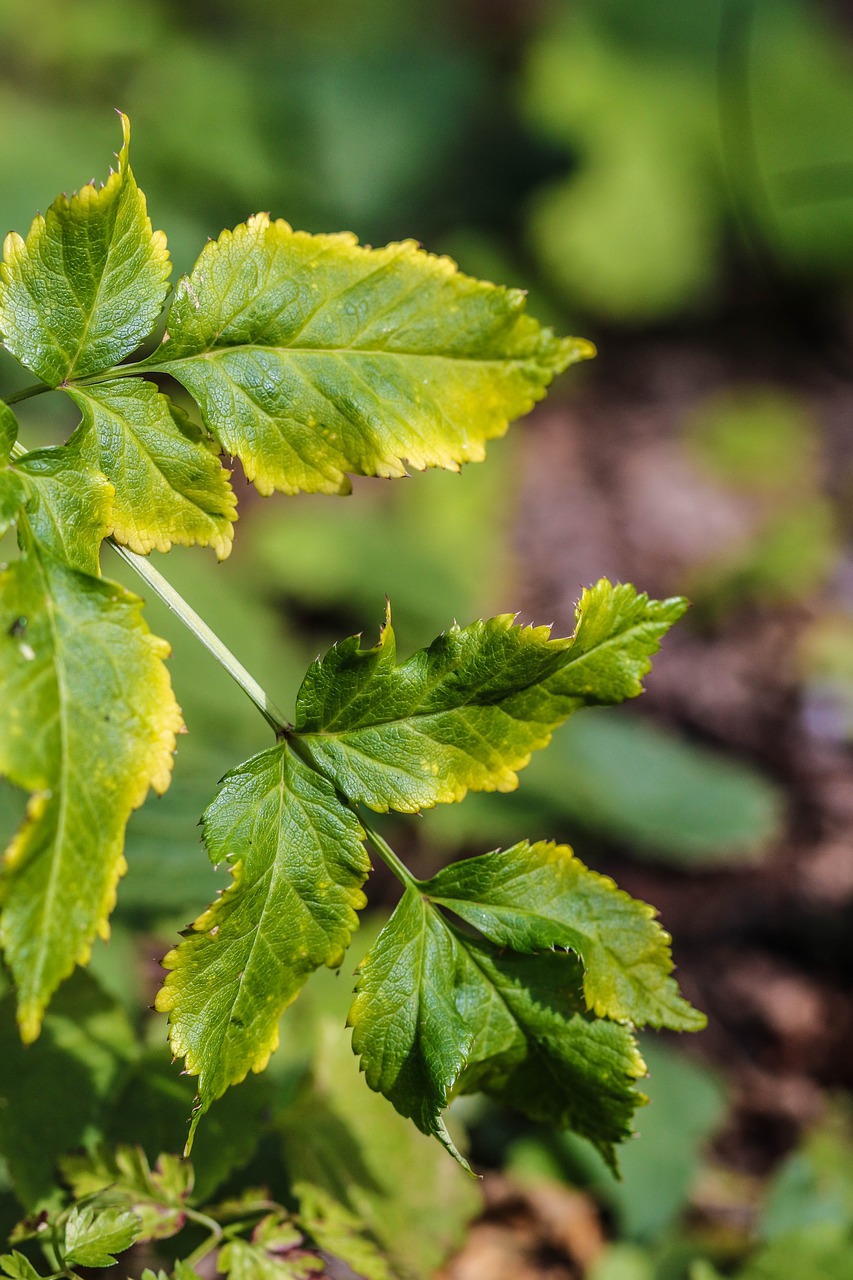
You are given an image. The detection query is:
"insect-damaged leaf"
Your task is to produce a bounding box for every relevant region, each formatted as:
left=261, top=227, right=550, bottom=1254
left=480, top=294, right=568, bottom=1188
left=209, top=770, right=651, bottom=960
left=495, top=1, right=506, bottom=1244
left=0, top=528, right=182, bottom=1041
left=142, top=213, right=590, bottom=496
left=0, top=115, right=170, bottom=385
left=156, top=744, right=370, bottom=1145
left=293, top=581, right=687, bottom=813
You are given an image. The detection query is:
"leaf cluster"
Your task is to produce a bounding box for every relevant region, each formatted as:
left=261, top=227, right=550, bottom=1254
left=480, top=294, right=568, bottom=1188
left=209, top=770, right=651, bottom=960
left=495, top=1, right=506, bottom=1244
left=0, top=117, right=702, bottom=1182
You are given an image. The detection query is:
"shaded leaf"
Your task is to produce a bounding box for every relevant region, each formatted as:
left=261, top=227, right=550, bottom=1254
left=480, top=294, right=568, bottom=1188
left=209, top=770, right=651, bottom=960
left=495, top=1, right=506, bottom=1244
left=67, top=378, right=236, bottom=559
left=143, top=213, right=588, bottom=495
left=0, top=114, right=170, bottom=384
left=0, top=971, right=136, bottom=1207
left=347, top=888, right=473, bottom=1166
left=62, top=1146, right=192, bottom=1242
left=294, top=581, right=686, bottom=812
left=157, top=745, right=369, bottom=1145
left=0, top=529, right=182, bottom=1040
left=349, top=890, right=648, bottom=1170
left=423, top=840, right=704, bottom=1029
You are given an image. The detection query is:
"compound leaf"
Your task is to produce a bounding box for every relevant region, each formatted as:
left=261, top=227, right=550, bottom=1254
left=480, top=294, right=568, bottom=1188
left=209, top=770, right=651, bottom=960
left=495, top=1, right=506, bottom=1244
left=0, top=115, right=170, bottom=385
left=143, top=213, right=589, bottom=496
left=347, top=888, right=473, bottom=1168
left=294, top=581, right=686, bottom=812
left=67, top=378, right=236, bottom=559
left=0, top=531, right=182, bottom=1040
left=423, top=841, right=704, bottom=1030
left=349, top=890, right=647, bottom=1169
left=156, top=745, right=370, bottom=1145
left=63, top=1203, right=140, bottom=1268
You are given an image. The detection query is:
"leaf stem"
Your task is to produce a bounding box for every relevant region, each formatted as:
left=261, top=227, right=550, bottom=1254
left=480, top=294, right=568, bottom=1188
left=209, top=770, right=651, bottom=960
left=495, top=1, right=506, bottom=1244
left=358, top=813, right=422, bottom=892
left=109, top=544, right=290, bottom=735
left=4, top=381, right=52, bottom=405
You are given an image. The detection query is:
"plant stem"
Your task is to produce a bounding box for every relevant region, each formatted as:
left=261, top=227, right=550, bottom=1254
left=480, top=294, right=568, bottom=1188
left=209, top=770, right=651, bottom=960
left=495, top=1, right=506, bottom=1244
left=358, top=813, right=422, bottom=892
left=4, top=381, right=51, bottom=405
left=109, top=544, right=290, bottom=735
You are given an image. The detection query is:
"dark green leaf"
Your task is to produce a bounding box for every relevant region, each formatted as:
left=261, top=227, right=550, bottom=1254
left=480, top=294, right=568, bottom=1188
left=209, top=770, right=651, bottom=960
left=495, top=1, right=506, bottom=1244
left=294, top=581, right=686, bottom=813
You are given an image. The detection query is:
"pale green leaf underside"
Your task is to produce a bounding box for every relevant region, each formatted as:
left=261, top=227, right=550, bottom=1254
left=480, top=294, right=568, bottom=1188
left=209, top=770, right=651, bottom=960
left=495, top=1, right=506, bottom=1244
left=424, top=841, right=705, bottom=1030
left=156, top=744, right=369, bottom=1141
left=142, top=214, right=590, bottom=496
left=0, top=115, right=170, bottom=385
left=349, top=888, right=646, bottom=1168
left=0, top=532, right=182, bottom=1041
left=294, top=580, right=687, bottom=813
left=68, top=378, right=237, bottom=559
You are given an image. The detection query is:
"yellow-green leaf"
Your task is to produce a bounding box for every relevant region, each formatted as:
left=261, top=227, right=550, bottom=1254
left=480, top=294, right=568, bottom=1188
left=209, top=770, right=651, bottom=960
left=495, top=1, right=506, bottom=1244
left=67, top=378, right=237, bottom=559
left=143, top=214, right=590, bottom=496
left=0, top=114, right=170, bottom=385
left=0, top=531, right=182, bottom=1040
left=156, top=744, right=369, bottom=1144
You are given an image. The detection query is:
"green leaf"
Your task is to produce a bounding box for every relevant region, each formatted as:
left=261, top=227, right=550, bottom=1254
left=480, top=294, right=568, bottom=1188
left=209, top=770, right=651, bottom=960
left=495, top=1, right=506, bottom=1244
left=0, top=1250, right=40, bottom=1280
left=219, top=1215, right=321, bottom=1280
left=280, top=1017, right=481, bottom=1280
left=62, top=1147, right=193, bottom=1242
left=0, top=971, right=136, bottom=1208
left=423, top=840, right=705, bottom=1030
left=0, top=472, right=26, bottom=540
left=453, top=939, right=647, bottom=1169
left=294, top=581, right=686, bottom=812
left=143, top=214, right=589, bottom=496
left=295, top=1182, right=394, bottom=1280
left=13, top=445, right=113, bottom=575
left=0, top=533, right=183, bottom=1040
left=0, top=114, right=170, bottom=385
left=63, top=1202, right=140, bottom=1267
left=348, top=889, right=648, bottom=1169
left=156, top=744, right=370, bottom=1145
left=0, top=403, right=17, bottom=465
left=67, top=379, right=237, bottom=559
left=347, top=888, right=473, bottom=1167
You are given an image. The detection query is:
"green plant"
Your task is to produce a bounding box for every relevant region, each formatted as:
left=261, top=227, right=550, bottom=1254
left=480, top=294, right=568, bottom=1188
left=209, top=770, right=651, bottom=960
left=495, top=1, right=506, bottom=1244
left=0, top=116, right=703, bottom=1278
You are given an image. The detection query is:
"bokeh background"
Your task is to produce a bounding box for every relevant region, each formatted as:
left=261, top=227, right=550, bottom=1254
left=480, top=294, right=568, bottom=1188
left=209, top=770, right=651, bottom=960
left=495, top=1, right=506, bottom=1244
left=2, top=2, right=853, bottom=1277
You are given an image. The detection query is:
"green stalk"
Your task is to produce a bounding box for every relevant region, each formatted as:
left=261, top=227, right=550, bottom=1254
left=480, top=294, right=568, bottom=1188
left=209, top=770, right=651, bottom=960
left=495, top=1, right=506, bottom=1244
left=109, top=543, right=290, bottom=735
left=4, top=381, right=51, bottom=405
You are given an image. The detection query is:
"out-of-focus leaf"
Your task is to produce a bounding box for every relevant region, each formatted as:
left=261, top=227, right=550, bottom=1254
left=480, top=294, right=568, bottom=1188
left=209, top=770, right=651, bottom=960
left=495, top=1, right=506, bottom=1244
left=279, top=1018, right=481, bottom=1280
left=424, top=708, right=783, bottom=867
left=0, top=971, right=136, bottom=1207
